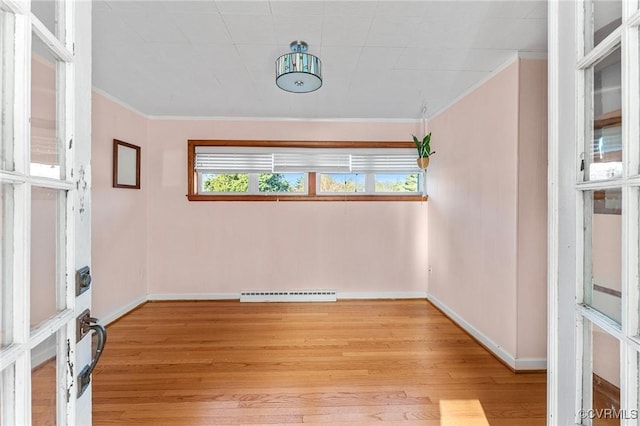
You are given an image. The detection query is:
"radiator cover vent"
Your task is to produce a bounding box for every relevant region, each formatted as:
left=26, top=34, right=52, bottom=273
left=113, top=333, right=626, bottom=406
left=240, top=290, right=337, bottom=303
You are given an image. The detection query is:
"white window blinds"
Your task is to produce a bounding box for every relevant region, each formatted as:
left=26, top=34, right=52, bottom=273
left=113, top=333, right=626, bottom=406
left=273, top=152, right=351, bottom=172
left=194, top=146, right=420, bottom=173
left=350, top=154, right=419, bottom=172
left=194, top=151, right=272, bottom=172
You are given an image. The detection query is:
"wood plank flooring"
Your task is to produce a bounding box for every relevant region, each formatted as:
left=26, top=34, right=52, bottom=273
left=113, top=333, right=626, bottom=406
left=92, top=300, right=546, bottom=425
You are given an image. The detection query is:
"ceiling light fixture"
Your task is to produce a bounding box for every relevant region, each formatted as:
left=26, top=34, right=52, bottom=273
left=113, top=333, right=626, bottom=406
left=275, top=41, right=322, bottom=93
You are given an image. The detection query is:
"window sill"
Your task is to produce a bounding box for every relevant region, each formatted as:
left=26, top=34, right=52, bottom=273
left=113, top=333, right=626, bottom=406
left=187, top=194, right=428, bottom=202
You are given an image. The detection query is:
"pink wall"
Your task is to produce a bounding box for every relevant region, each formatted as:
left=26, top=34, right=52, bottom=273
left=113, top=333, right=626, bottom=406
left=91, top=93, right=148, bottom=319
left=91, top=93, right=428, bottom=321
left=146, top=119, right=428, bottom=296
left=516, top=59, right=548, bottom=360
left=427, top=58, right=547, bottom=364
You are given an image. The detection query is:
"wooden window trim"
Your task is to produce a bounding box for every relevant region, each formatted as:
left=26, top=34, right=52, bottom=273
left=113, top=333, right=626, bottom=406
left=187, top=140, right=428, bottom=202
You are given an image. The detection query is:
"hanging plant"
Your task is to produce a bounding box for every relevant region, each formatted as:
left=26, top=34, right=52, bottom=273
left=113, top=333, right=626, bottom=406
left=412, top=132, right=435, bottom=169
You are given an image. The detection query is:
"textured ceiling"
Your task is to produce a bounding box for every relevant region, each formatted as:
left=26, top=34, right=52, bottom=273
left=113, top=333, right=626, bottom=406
left=92, top=1, right=547, bottom=120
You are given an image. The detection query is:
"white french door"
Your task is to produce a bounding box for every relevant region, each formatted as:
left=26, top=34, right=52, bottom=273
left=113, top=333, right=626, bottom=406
left=0, top=0, right=93, bottom=424
left=550, top=0, right=640, bottom=424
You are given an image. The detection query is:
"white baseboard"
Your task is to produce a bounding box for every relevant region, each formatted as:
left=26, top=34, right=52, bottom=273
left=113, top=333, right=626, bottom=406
left=515, top=357, right=547, bottom=370
left=99, top=291, right=428, bottom=327
left=426, top=294, right=546, bottom=371
left=148, top=293, right=239, bottom=301
left=101, top=295, right=147, bottom=326
left=147, top=292, right=427, bottom=301
left=338, top=291, right=427, bottom=299
left=99, top=293, right=429, bottom=325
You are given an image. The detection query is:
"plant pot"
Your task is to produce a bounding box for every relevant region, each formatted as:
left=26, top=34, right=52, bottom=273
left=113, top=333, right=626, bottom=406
left=417, top=157, right=430, bottom=169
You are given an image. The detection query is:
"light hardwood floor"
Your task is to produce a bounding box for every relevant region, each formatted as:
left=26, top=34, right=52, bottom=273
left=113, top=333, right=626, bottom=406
left=91, top=300, right=546, bottom=425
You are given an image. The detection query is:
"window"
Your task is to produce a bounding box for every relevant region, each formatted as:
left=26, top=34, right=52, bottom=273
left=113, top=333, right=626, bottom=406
left=200, top=173, right=249, bottom=193
left=318, top=173, right=365, bottom=193
left=374, top=173, right=421, bottom=193
left=198, top=172, right=306, bottom=194
left=187, top=140, right=426, bottom=201
left=259, top=173, right=306, bottom=194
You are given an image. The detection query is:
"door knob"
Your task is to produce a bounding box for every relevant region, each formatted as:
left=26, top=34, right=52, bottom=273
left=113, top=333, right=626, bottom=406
left=76, top=313, right=107, bottom=397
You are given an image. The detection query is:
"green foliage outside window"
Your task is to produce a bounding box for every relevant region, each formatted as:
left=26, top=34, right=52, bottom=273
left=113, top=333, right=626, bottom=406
left=203, top=173, right=304, bottom=193
left=204, top=174, right=249, bottom=192
left=375, top=173, right=419, bottom=192
left=319, top=174, right=365, bottom=192
left=403, top=173, right=419, bottom=192
left=203, top=172, right=418, bottom=194
left=258, top=174, right=304, bottom=193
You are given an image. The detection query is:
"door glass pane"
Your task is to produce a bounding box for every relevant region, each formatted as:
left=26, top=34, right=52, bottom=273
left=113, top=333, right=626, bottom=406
left=1, top=184, right=13, bottom=348
left=588, top=46, right=622, bottom=181
left=590, top=0, right=622, bottom=50
left=0, top=10, right=15, bottom=172
left=31, top=186, right=65, bottom=329
left=586, top=322, right=620, bottom=425
left=31, top=334, right=57, bottom=426
left=31, top=1, right=63, bottom=43
left=31, top=33, right=63, bottom=180
left=585, top=189, right=622, bottom=323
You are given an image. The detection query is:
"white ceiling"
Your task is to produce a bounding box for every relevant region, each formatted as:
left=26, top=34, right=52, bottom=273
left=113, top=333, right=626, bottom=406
left=91, top=1, right=547, bottom=120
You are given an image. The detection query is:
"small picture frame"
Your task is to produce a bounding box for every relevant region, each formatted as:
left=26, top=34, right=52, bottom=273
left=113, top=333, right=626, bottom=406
left=113, top=139, right=140, bottom=189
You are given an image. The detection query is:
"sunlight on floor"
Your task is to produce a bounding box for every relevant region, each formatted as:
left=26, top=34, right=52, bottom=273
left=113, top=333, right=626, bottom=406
left=439, top=399, right=490, bottom=426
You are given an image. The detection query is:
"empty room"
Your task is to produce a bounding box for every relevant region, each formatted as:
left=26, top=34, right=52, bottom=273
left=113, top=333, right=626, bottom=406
left=1, top=0, right=637, bottom=425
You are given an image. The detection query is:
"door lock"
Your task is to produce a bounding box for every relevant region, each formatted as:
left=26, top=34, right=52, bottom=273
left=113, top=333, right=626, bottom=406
left=75, top=266, right=92, bottom=296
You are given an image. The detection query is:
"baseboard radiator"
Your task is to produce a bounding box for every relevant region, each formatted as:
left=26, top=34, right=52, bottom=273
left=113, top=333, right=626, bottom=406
left=240, top=290, right=337, bottom=302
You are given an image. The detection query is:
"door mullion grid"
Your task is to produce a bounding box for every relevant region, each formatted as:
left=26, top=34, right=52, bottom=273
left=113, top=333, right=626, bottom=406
left=580, top=191, right=591, bottom=305
left=30, top=1, right=78, bottom=424
left=12, top=355, right=28, bottom=425
left=576, top=1, right=640, bottom=422
left=2, top=0, right=77, bottom=424
left=575, top=0, right=631, bottom=420
left=622, top=1, right=640, bottom=416
left=579, top=316, right=593, bottom=425
left=574, top=169, right=587, bottom=420
left=1, top=9, right=15, bottom=171
left=574, top=0, right=589, bottom=415
left=12, top=10, right=28, bottom=177
left=9, top=6, right=32, bottom=425
left=31, top=18, right=72, bottom=64
left=60, top=0, right=76, bottom=423
left=575, top=187, right=591, bottom=420
left=0, top=13, right=21, bottom=420
left=620, top=183, right=636, bottom=424
left=630, top=9, right=640, bottom=29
